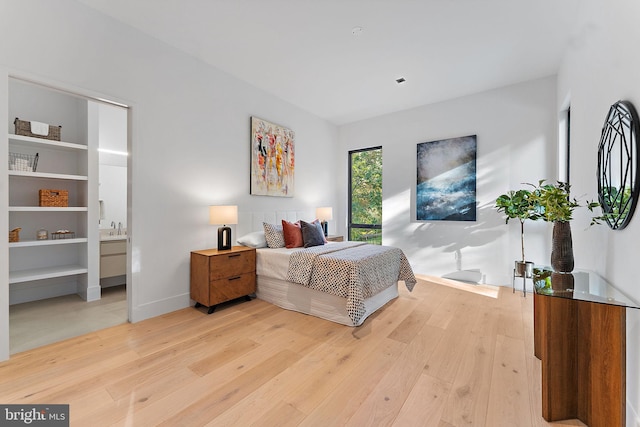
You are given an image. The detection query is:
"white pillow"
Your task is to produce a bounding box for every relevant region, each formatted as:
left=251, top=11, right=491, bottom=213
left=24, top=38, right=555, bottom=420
left=236, top=230, right=268, bottom=248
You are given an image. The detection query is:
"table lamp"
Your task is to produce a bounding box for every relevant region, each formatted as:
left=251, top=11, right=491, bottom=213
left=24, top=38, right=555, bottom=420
left=209, top=205, right=238, bottom=250
left=316, top=207, right=333, bottom=237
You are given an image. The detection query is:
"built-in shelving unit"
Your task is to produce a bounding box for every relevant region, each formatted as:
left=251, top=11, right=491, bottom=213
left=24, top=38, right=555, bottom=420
left=6, top=78, right=97, bottom=305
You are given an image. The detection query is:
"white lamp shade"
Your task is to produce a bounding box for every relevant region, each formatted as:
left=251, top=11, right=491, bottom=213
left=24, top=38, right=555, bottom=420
left=316, top=207, right=333, bottom=221
left=209, top=205, right=238, bottom=225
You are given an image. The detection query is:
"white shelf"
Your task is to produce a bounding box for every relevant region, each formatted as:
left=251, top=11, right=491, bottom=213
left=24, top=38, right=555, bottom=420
left=8, top=170, right=88, bottom=181
left=9, top=265, right=88, bottom=284
left=8, top=133, right=87, bottom=151
left=9, top=206, right=88, bottom=212
left=9, top=237, right=88, bottom=248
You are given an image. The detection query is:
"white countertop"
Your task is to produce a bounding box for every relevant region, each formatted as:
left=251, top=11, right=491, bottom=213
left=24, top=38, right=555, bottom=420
left=100, top=229, right=127, bottom=241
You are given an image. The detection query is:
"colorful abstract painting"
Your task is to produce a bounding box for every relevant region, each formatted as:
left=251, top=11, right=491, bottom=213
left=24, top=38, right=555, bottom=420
left=250, top=117, right=295, bottom=197
left=417, top=135, right=477, bottom=221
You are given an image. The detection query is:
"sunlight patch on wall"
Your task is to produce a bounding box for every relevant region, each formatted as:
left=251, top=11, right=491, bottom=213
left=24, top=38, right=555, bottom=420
left=383, top=188, right=411, bottom=223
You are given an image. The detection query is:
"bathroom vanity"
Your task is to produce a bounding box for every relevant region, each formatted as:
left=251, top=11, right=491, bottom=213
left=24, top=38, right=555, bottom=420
left=100, top=234, right=126, bottom=286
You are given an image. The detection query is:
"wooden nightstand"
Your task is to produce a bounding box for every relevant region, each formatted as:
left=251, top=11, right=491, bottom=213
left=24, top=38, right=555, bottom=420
left=326, top=235, right=344, bottom=242
left=190, top=246, right=256, bottom=314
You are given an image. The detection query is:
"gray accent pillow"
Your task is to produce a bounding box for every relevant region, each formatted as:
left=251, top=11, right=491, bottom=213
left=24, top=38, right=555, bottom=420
left=262, top=222, right=285, bottom=248
left=301, top=220, right=325, bottom=248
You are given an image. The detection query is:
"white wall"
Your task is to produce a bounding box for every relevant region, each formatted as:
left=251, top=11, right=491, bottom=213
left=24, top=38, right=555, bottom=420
left=0, top=0, right=339, bottom=360
left=99, top=164, right=126, bottom=228
left=339, top=76, right=558, bottom=286
left=557, top=0, right=640, bottom=423
left=97, top=102, right=127, bottom=229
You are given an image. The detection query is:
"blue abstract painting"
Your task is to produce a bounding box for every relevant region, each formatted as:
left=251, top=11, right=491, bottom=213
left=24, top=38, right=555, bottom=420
left=417, top=135, right=477, bottom=221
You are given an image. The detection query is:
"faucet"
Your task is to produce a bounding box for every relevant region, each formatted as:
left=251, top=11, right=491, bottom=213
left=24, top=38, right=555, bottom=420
left=109, top=221, right=116, bottom=236
left=117, top=222, right=123, bottom=235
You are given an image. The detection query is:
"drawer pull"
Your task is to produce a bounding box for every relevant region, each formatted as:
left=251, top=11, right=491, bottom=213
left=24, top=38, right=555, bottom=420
left=228, top=276, right=241, bottom=281
left=228, top=254, right=241, bottom=259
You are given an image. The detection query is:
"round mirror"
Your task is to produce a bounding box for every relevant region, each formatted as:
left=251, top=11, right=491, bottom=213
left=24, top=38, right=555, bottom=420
left=597, top=100, right=640, bottom=229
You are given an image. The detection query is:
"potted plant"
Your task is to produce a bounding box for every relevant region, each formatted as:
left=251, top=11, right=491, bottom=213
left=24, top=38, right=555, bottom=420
left=495, top=188, right=540, bottom=278
left=526, top=180, right=600, bottom=273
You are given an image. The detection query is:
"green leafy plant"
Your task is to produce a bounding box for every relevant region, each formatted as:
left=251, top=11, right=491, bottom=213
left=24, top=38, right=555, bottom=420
left=598, top=186, right=632, bottom=227
left=495, top=188, right=540, bottom=262
left=533, top=267, right=552, bottom=291
left=526, top=180, right=602, bottom=225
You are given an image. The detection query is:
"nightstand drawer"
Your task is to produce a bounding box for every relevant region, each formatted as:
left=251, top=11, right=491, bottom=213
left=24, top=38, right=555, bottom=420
left=209, top=272, right=256, bottom=305
left=209, top=250, right=255, bottom=280
left=191, top=246, right=257, bottom=313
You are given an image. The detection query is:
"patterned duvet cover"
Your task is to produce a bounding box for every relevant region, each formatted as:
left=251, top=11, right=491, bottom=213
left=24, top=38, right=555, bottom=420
left=286, top=242, right=416, bottom=324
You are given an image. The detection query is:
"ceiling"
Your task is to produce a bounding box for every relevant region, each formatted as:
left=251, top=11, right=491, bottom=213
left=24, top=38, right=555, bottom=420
left=76, top=0, right=588, bottom=125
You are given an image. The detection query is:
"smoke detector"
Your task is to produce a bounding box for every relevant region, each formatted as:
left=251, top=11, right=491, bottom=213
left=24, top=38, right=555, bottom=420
left=351, top=26, right=364, bottom=37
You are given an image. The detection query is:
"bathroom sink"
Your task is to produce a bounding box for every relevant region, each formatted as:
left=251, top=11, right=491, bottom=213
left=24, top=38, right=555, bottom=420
left=100, top=229, right=127, bottom=241
left=100, top=234, right=126, bottom=241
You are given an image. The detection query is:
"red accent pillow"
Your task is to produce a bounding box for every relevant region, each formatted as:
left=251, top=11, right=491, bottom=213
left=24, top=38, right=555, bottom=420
left=282, top=220, right=303, bottom=248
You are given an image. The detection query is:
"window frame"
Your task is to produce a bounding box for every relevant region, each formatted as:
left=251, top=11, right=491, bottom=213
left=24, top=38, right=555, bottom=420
left=348, top=146, right=382, bottom=243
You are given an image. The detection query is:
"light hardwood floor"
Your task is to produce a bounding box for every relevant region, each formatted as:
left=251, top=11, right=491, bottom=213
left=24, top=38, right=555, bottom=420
left=0, top=276, right=585, bottom=426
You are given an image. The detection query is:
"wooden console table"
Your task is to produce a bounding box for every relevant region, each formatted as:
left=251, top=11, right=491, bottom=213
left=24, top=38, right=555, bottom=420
left=533, top=269, right=639, bottom=427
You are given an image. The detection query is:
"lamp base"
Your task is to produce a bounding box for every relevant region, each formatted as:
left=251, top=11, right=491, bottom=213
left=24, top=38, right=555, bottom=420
left=321, top=221, right=328, bottom=237
left=218, top=226, right=232, bottom=250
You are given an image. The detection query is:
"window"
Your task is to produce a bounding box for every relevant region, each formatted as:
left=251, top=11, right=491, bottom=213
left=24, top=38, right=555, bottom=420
left=559, top=106, right=571, bottom=184
left=349, top=147, right=382, bottom=244
left=566, top=106, right=571, bottom=185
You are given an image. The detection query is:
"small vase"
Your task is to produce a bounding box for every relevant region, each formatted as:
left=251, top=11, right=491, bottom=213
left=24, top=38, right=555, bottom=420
left=551, top=221, right=574, bottom=273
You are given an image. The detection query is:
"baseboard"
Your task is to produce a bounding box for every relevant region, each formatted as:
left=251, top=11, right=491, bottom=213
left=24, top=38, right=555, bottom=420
left=130, top=292, right=190, bottom=323
left=442, top=269, right=482, bottom=284
left=84, top=284, right=101, bottom=302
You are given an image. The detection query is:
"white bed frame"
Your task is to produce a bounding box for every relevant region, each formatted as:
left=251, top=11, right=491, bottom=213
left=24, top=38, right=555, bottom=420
left=236, top=210, right=400, bottom=327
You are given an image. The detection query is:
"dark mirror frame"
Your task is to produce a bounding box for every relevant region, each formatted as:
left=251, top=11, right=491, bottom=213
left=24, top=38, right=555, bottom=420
left=597, top=100, right=640, bottom=230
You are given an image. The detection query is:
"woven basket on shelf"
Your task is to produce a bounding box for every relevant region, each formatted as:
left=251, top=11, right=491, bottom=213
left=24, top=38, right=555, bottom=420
left=9, top=228, right=21, bottom=243
left=14, top=118, right=61, bottom=141
left=39, top=189, right=69, bottom=207
left=51, top=231, right=75, bottom=240
left=8, top=152, right=38, bottom=172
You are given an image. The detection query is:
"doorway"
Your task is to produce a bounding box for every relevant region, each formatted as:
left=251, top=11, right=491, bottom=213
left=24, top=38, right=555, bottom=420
left=7, top=78, right=130, bottom=355
left=96, top=101, right=128, bottom=288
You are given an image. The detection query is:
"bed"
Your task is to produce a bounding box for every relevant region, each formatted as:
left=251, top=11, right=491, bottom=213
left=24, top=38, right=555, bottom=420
left=236, top=211, right=416, bottom=326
